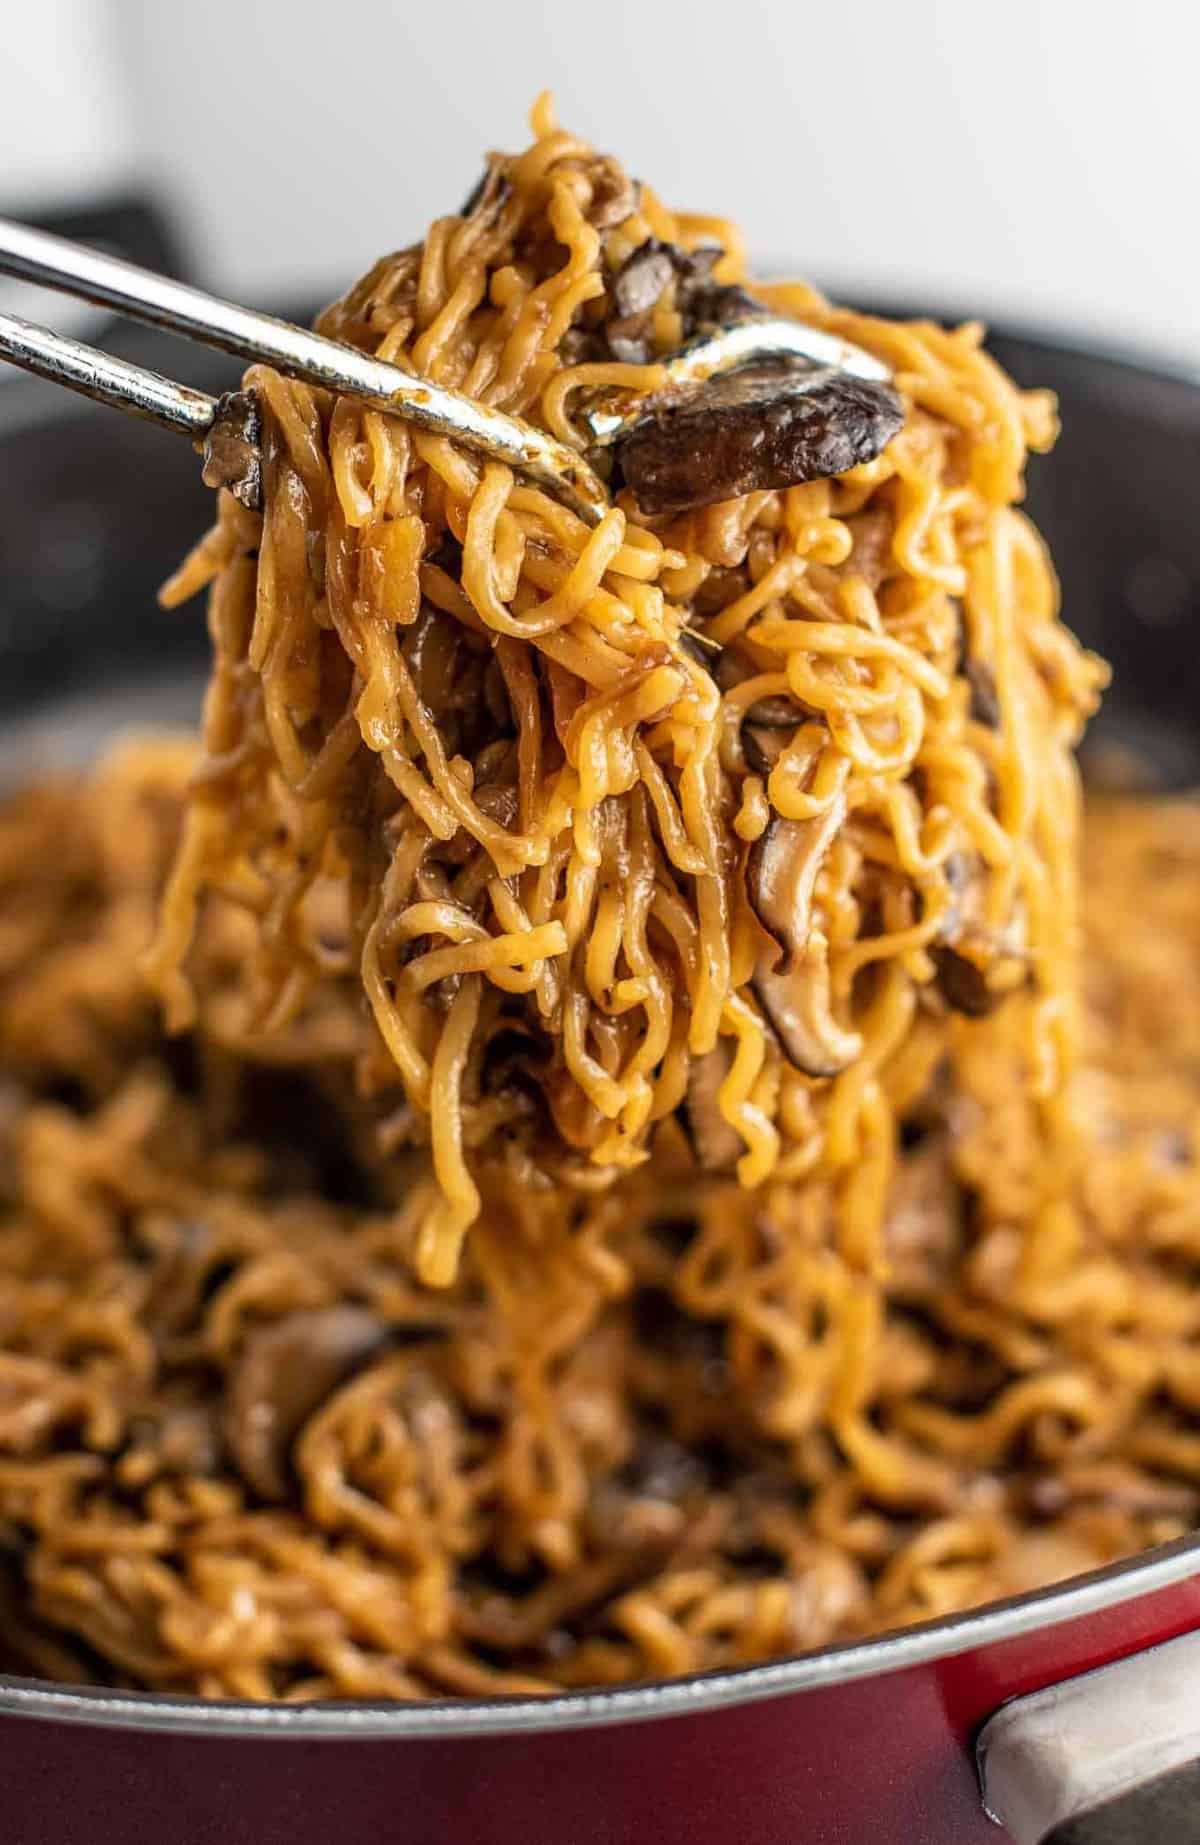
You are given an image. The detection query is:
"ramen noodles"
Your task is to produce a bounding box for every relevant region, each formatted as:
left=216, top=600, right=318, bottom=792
left=1, top=105, right=1193, bottom=1701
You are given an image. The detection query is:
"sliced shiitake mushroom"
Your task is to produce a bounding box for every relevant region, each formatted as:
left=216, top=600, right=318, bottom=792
left=223, top=1305, right=391, bottom=1503
left=479, top=1021, right=547, bottom=1119
left=606, top=322, right=654, bottom=365
left=614, top=365, right=904, bottom=517
left=606, top=239, right=692, bottom=362
left=753, top=933, right=863, bottom=1079
left=679, top=628, right=718, bottom=668
left=696, top=567, right=751, bottom=622
left=683, top=280, right=768, bottom=338
left=680, top=1041, right=743, bottom=1173
left=740, top=694, right=808, bottom=773
left=201, top=390, right=262, bottom=510
left=746, top=694, right=806, bottom=729
left=742, top=725, right=790, bottom=776
left=932, top=853, right=1027, bottom=1017
left=587, top=159, right=638, bottom=231
left=606, top=242, right=678, bottom=363
left=930, top=945, right=1003, bottom=1019
left=605, top=240, right=762, bottom=363
left=746, top=798, right=846, bottom=964
left=745, top=798, right=860, bottom=1078
left=657, top=243, right=764, bottom=341
left=612, top=241, right=677, bottom=322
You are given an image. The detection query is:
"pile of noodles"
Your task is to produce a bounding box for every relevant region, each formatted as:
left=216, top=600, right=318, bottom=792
left=2, top=753, right=1199, bottom=1697
left=145, top=96, right=1104, bottom=1289
left=5, top=104, right=1198, bottom=1700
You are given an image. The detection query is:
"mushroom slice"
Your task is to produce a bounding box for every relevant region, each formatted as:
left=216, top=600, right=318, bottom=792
left=606, top=242, right=678, bottom=363
left=680, top=1041, right=743, bottom=1173
left=931, top=852, right=1027, bottom=1017
left=746, top=797, right=846, bottom=964
left=742, top=724, right=791, bottom=776
left=479, top=1020, right=547, bottom=1118
left=753, top=933, right=863, bottom=1079
left=741, top=695, right=807, bottom=775
left=223, top=1305, right=390, bottom=1503
left=201, top=390, right=262, bottom=510
left=614, top=364, right=905, bottom=517
left=931, top=944, right=1003, bottom=1019
left=611, top=241, right=677, bottom=321
left=745, top=694, right=805, bottom=729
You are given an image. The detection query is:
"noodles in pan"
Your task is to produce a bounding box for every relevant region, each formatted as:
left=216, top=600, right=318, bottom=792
left=0, top=103, right=1196, bottom=1699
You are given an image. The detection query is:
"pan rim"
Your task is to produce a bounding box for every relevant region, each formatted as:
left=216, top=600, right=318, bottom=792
left=2, top=1531, right=1198, bottom=1738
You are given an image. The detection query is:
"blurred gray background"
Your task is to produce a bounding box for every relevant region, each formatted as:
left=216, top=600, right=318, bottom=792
left=3, top=0, right=1196, bottom=358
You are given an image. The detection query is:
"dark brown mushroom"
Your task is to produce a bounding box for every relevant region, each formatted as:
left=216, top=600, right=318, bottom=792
left=741, top=697, right=806, bottom=775
left=615, top=364, right=905, bottom=517
left=602, top=238, right=780, bottom=363
left=680, top=1041, right=744, bottom=1173
left=587, top=160, right=638, bottom=230
left=696, top=566, right=751, bottom=620
left=712, top=644, right=761, bottom=692
left=223, top=1305, right=390, bottom=1502
left=201, top=390, right=262, bottom=510
left=930, top=945, right=1002, bottom=1019
left=605, top=241, right=679, bottom=362
left=745, top=693, right=806, bottom=729
left=479, top=1021, right=547, bottom=1119
left=659, top=243, right=764, bottom=341
left=612, top=242, right=677, bottom=322
left=931, top=850, right=1028, bottom=1018
left=742, top=726, right=790, bottom=776
left=932, top=852, right=1027, bottom=1017
left=678, top=628, right=718, bottom=668
left=682, top=281, right=767, bottom=339
left=752, top=935, right=863, bottom=1079
left=473, top=783, right=520, bottom=827
left=746, top=798, right=846, bottom=964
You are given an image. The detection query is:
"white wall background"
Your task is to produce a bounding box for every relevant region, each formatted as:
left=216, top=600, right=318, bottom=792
left=6, top=0, right=1199, bottom=364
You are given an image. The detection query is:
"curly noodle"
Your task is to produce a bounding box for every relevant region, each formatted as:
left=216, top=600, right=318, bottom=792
left=2, top=102, right=1193, bottom=1702
left=146, top=95, right=1103, bottom=1289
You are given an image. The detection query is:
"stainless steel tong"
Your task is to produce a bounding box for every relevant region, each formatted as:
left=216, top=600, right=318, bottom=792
left=0, top=217, right=890, bottom=526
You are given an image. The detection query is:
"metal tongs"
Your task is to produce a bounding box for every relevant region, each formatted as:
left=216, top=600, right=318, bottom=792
left=0, top=216, right=891, bottom=527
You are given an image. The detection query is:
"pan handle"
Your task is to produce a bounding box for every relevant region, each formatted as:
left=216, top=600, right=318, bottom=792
left=977, top=1628, right=1200, bottom=1842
